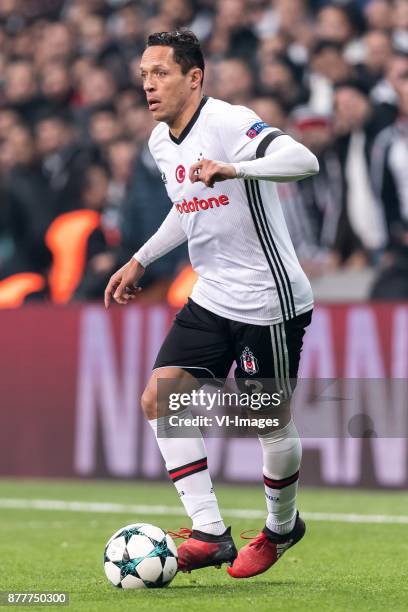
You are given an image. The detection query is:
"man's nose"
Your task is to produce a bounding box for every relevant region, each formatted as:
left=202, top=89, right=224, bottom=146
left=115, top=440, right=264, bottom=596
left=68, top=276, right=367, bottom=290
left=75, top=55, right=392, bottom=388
left=143, top=76, right=155, bottom=91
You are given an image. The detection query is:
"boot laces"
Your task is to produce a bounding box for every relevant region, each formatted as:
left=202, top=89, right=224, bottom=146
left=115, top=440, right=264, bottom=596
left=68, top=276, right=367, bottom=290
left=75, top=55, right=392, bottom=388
left=239, top=529, right=270, bottom=549
left=167, top=528, right=192, bottom=540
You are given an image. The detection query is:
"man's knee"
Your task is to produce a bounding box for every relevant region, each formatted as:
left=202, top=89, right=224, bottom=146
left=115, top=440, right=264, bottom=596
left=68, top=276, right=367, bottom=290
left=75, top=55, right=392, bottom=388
left=141, top=367, right=198, bottom=420
left=141, top=386, right=158, bottom=420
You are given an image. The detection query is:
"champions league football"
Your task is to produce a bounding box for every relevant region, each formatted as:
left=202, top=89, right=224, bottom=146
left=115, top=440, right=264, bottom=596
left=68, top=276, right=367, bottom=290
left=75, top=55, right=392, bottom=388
left=104, top=524, right=178, bottom=589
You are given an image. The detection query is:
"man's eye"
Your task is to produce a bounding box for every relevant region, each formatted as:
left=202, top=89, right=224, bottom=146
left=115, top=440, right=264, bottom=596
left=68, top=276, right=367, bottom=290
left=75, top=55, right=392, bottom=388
left=158, top=71, right=167, bottom=77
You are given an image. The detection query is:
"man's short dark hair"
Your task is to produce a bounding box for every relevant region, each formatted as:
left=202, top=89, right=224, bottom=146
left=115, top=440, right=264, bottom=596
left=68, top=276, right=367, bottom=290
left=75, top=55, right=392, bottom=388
left=146, top=30, right=205, bottom=83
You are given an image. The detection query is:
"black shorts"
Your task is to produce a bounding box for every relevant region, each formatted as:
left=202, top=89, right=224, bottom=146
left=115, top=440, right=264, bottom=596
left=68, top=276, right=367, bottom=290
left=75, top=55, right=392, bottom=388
left=154, top=299, right=312, bottom=390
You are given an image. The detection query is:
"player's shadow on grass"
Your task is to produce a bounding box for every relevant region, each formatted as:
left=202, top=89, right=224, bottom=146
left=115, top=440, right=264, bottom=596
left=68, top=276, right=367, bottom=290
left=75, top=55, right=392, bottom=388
left=169, top=580, right=296, bottom=592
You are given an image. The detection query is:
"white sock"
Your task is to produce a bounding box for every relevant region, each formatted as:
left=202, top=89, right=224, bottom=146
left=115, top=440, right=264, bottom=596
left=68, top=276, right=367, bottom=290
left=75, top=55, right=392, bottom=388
left=258, top=420, right=302, bottom=535
left=196, top=521, right=228, bottom=536
left=149, top=409, right=225, bottom=534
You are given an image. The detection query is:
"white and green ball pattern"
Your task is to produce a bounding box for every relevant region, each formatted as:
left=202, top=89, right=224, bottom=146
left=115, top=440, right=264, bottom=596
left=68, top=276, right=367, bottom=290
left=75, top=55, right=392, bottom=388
left=104, top=523, right=178, bottom=589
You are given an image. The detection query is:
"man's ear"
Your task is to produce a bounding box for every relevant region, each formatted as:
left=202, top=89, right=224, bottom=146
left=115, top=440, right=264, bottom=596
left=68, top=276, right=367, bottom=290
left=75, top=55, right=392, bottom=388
left=190, top=67, right=203, bottom=90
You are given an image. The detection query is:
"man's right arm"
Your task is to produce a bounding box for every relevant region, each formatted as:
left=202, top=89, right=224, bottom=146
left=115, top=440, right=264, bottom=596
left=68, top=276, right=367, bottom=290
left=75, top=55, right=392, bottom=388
left=104, top=206, right=187, bottom=307
left=133, top=205, right=187, bottom=267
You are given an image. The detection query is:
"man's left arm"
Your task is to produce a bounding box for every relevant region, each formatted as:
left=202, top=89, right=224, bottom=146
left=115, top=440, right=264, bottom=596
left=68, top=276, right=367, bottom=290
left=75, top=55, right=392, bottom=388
left=189, top=109, right=319, bottom=187
left=232, top=132, right=319, bottom=182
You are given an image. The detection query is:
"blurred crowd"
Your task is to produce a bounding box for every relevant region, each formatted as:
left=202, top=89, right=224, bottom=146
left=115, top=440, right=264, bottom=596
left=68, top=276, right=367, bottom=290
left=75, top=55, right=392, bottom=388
left=0, top=0, right=408, bottom=306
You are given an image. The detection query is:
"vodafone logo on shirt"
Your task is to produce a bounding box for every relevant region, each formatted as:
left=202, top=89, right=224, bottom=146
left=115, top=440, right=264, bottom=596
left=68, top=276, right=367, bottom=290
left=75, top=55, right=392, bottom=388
left=175, top=194, right=230, bottom=214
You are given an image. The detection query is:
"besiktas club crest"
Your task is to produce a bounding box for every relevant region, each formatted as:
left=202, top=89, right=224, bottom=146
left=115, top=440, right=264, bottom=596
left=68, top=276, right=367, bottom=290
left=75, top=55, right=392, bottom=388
left=240, top=346, right=259, bottom=375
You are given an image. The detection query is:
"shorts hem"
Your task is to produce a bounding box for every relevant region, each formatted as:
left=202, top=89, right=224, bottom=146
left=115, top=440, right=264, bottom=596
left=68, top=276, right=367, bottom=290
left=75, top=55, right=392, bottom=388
left=153, top=364, right=216, bottom=379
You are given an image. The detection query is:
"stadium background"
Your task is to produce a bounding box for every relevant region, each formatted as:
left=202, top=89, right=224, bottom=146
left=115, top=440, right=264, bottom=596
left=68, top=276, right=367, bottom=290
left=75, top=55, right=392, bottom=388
left=1, top=1, right=408, bottom=492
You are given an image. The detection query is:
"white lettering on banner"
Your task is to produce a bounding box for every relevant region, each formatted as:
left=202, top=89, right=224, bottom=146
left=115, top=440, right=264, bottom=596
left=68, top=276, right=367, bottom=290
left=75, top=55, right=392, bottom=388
left=392, top=306, right=408, bottom=378
left=343, top=308, right=406, bottom=486
left=141, top=307, right=171, bottom=479
left=295, top=307, right=406, bottom=487
left=74, top=307, right=142, bottom=476
left=372, top=437, right=406, bottom=486
left=343, top=308, right=385, bottom=484
left=345, top=307, right=385, bottom=379
left=299, top=308, right=336, bottom=378
left=295, top=308, right=342, bottom=483
left=372, top=308, right=408, bottom=486
left=70, top=304, right=407, bottom=487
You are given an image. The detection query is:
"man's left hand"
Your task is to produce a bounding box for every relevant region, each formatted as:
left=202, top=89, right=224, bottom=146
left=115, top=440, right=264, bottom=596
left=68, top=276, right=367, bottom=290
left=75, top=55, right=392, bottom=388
left=189, top=159, right=237, bottom=187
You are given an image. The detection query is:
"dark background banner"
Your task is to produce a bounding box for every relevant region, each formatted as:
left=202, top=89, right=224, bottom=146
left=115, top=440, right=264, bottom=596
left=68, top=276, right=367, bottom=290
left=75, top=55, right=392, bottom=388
left=0, top=303, right=407, bottom=488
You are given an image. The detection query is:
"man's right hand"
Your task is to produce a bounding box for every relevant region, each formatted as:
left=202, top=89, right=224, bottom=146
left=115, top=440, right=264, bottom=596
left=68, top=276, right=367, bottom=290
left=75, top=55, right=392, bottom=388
left=104, top=258, right=145, bottom=308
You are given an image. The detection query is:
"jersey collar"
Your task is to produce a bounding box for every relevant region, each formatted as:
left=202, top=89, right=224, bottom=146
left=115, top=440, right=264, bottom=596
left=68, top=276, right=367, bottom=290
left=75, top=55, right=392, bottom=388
left=169, top=96, right=209, bottom=145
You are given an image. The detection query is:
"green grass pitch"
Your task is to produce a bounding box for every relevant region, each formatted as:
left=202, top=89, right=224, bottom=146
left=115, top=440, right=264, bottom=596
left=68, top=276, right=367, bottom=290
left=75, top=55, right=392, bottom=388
left=0, top=479, right=407, bottom=612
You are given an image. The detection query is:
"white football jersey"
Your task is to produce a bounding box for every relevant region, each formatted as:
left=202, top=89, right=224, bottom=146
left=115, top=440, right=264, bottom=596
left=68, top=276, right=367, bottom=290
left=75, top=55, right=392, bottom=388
left=148, top=96, right=313, bottom=325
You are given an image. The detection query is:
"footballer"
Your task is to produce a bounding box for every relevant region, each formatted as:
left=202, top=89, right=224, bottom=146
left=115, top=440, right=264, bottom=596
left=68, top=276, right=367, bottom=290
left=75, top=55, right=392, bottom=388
left=105, top=30, right=318, bottom=578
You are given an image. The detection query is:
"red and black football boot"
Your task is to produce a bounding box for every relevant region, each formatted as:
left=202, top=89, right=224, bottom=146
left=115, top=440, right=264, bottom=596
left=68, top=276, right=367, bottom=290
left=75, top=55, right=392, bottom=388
left=227, top=512, right=305, bottom=579
left=169, top=527, right=238, bottom=573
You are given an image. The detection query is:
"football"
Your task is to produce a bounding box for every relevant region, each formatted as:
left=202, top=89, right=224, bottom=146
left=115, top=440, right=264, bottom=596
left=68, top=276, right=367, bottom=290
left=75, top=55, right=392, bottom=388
left=104, top=523, right=178, bottom=589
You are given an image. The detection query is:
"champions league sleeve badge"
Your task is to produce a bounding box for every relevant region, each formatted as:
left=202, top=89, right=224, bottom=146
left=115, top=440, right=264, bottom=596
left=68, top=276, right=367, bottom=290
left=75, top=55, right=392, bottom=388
left=240, top=346, right=259, bottom=375
left=246, top=121, right=270, bottom=139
